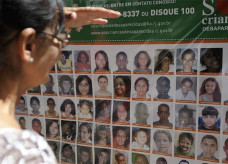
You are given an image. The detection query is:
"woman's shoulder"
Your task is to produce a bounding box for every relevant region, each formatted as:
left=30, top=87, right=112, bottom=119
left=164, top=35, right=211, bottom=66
left=0, top=128, right=56, bottom=163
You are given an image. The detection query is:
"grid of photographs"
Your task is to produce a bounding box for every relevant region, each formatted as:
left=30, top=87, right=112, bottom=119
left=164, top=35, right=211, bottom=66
left=15, top=45, right=228, bottom=164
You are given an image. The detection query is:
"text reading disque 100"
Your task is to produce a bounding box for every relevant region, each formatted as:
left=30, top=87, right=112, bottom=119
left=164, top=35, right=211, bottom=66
left=122, top=8, right=195, bottom=17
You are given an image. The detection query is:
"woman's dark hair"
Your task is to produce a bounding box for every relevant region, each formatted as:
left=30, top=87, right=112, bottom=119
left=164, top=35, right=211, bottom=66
left=94, top=50, right=110, bottom=71
left=59, top=75, right=73, bottom=89
left=77, top=51, right=89, bottom=63
left=60, top=99, right=76, bottom=116
left=134, top=77, right=149, bottom=91
left=76, top=75, right=93, bottom=95
left=199, top=77, right=221, bottom=102
left=114, top=76, right=131, bottom=97
left=46, top=119, right=59, bottom=137
left=0, top=0, right=64, bottom=74
left=155, top=50, right=173, bottom=72
left=113, top=101, right=130, bottom=122
left=134, top=51, right=151, bottom=69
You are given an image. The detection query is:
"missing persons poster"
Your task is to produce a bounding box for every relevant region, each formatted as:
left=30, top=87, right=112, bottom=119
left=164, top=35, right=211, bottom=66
left=15, top=0, right=228, bottom=163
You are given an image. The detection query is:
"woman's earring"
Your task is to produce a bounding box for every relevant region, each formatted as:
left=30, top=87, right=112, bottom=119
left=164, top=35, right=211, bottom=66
left=29, top=57, right=34, bottom=63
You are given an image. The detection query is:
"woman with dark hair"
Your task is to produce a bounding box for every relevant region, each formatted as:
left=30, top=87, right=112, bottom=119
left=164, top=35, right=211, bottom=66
left=75, top=50, right=91, bottom=72
left=60, top=99, right=76, bottom=118
left=134, top=51, right=152, bottom=73
left=76, top=75, right=93, bottom=96
left=155, top=50, right=174, bottom=73
left=94, top=50, right=110, bottom=73
left=0, top=0, right=119, bottom=162
left=199, top=77, right=221, bottom=102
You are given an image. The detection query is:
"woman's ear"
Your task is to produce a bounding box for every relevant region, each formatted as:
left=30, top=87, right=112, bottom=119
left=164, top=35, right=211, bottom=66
left=18, top=28, right=36, bottom=62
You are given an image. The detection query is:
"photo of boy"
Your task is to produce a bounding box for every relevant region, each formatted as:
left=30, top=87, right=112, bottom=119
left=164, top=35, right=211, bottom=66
left=42, top=74, right=57, bottom=95
left=176, top=77, right=197, bottom=102
left=77, top=145, right=92, bottom=164
left=113, top=126, right=130, bottom=149
left=95, top=148, right=110, bottom=164
left=31, top=117, right=44, bottom=137
left=94, top=124, right=111, bottom=146
left=153, top=103, right=173, bottom=128
left=45, top=98, right=59, bottom=118
left=198, top=106, right=220, bottom=132
left=197, top=134, right=219, bottom=162
left=30, top=96, right=42, bottom=116
left=95, top=75, right=112, bottom=98
left=222, top=137, right=228, bottom=162
left=77, top=122, right=93, bottom=144
left=114, top=51, right=131, bottom=73
left=15, top=96, right=28, bottom=115
left=95, top=100, right=111, bottom=123
left=175, top=104, right=196, bottom=130
left=132, top=127, right=150, bottom=151
left=58, top=75, right=74, bottom=96
left=132, top=153, right=149, bottom=164
left=154, top=76, right=173, bottom=100
left=57, top=50, right=73, bottom=73
left=133, top=102, right=150, bottom=126
left=61, top=120, right=76, bottom=141
left=78, top=99, right=93, bottom=121
left=153, top=130, right=172, bottom=155
left=174, top=132, right=195, bottom=157
left=113, top=151, right=128, bottom=164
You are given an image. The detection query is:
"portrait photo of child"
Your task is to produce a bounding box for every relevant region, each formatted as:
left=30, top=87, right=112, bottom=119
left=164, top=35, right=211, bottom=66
left=113, top=126, right=130, bottom=150
left=113, top=150, right=129, bottom=164
left=57, top=50, right=73, bottom=73
left=95, top=100, right=111, bottom=123
left=77, top=99, right=93, bottom=121
left=94, top=75, right=112, bottom=98
left=132, top=127, right=150, bottom=152
left=42, top=74, right=57, bottom=96
left=77, top=145, right=93, bottom=164
left=58, top=74, right=74, bottom=96
left=132, top=153, right=150, bottom=164
left=94, top=124, right=111, bottom=147
left=175, top=104, right=196, bottom=131
left=77, top=122, right=93, bottom=145
left=74, top=50, right=91, bottom=73
left=112, top=101, right=130, bottom=125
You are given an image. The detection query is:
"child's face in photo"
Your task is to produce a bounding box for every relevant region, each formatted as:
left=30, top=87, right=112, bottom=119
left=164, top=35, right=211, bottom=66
left=203, top=52, right=220, bottom=69
left=60, top=54, right=66, bottom=63
left=161, top=56, right=170, bottom=68
left=114, top=78, right=126, bottom=96
left=202, top=115, right=217, bottom=129
left=80, top=125, right=91, bottom=142
left=62, top=123, right=72, bottom=136
left=116, top=104, right=127, bottom=122
left=62, top=80, right=71, bottom=92
left=155, top=133, right=170, bottom=153
left=181, top=81, right=192, bottom=95
left=64, top=104, right=72, bottom=114
left=31, top=100, right=40, bottom=111
left=32, top=121, right=42, bottom=134
left=223, top=141, right=228, bottom=158
left=62, top=145, right=74, bottom=158
left=179, top=137, right=192, bottom=153
left=98, top=78, right=108, bottom=91
left=117, top=155, right=126, bottom=164
left=47, top=100, right=55, bottom=110
left=135, top=80, right=148, bottom=97
left=138, top=53, right=148, bottom=67
left=201, top=138, right=218, bottom=159
left=134, top=156, right=147, bottom=164
left=79, top=79, right=89, bottom=95
left=135, top=131, right=147, bottom=146
left=45, top=77, right=54, bottom=90
left=182, top=53, right=194, bottom=69
left=81, top=151, right=90, bottom=163
left=116, top=55, right=127, bottom=69
left=96, top=53, right=106, bottom=70
left=98, top=130, right=107, bottom=140
left=18, top=99, right=25, bottom=111
left=116, top=130, right=127, bottom=146
left=205, top=81, right=216, bottom=94
left=19, top=119, right=26, bottom=129
left=156, top=80, right=170, bottom=96
left=80, top=104, right=90, bottom=115
left=49, top=122, right=59, bottom=137
left=79, top=53, right=87, bottom=63
left=158, top=106, right=170, bottom=121
left=135, top=106, right=149, bottom=124
left=98, top=152, right=108, bottom=164
left=179, top=112, right=191, bottom=126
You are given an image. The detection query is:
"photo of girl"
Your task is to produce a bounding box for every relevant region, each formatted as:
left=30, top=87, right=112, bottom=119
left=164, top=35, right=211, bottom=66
left=132, top=77, right=151, bottom=100
left=113, top=126, right=130, bottom=149
left=61, top=143, right=75, bottom=164
left=77, top=122, right=93, bottom=144
left=60, top=99, right=76, bottom=119
left=94, top=50, right=110, bottom=73
left=76, top=75, right=93, bottom=97
left=133, top=51, right=152, bottom=74
left=95, top=75, right=112, bottom=98
left=133, top=102, right=150, bottom=126
left=15, top=96, right=28, bottom=115
left=94, top=124, right=111, bottom=147
left=78, top=99, right=93, bottom=121
left=58, top=75, right=74, bottom=96
left=113, top=76, right=131, bottom=99
left=174, top=132, right=195, bottom=158
left=57, top=51, right=73, bottom=73
left=95, top=100, right=111, bottom=123
left=46, top=119, right=59, bottom=139
left=113, top=101, right=130, bottom=125
left=176, top=49, right=197, bottom=74
left=74, top=50, right=91, bottom=73
left=153, top=130, right=172, bottom=155
left=154, top=49, right=174, bottom=74
left=30, top=96, right=42, bottom=116
left=199, top=77, right=221, bottom=103
left=132, top=127, right=150, bottom=152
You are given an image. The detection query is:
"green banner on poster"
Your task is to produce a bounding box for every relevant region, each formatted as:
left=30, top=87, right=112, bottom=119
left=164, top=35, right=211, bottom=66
left=64, top=0, right=228, bottom=43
